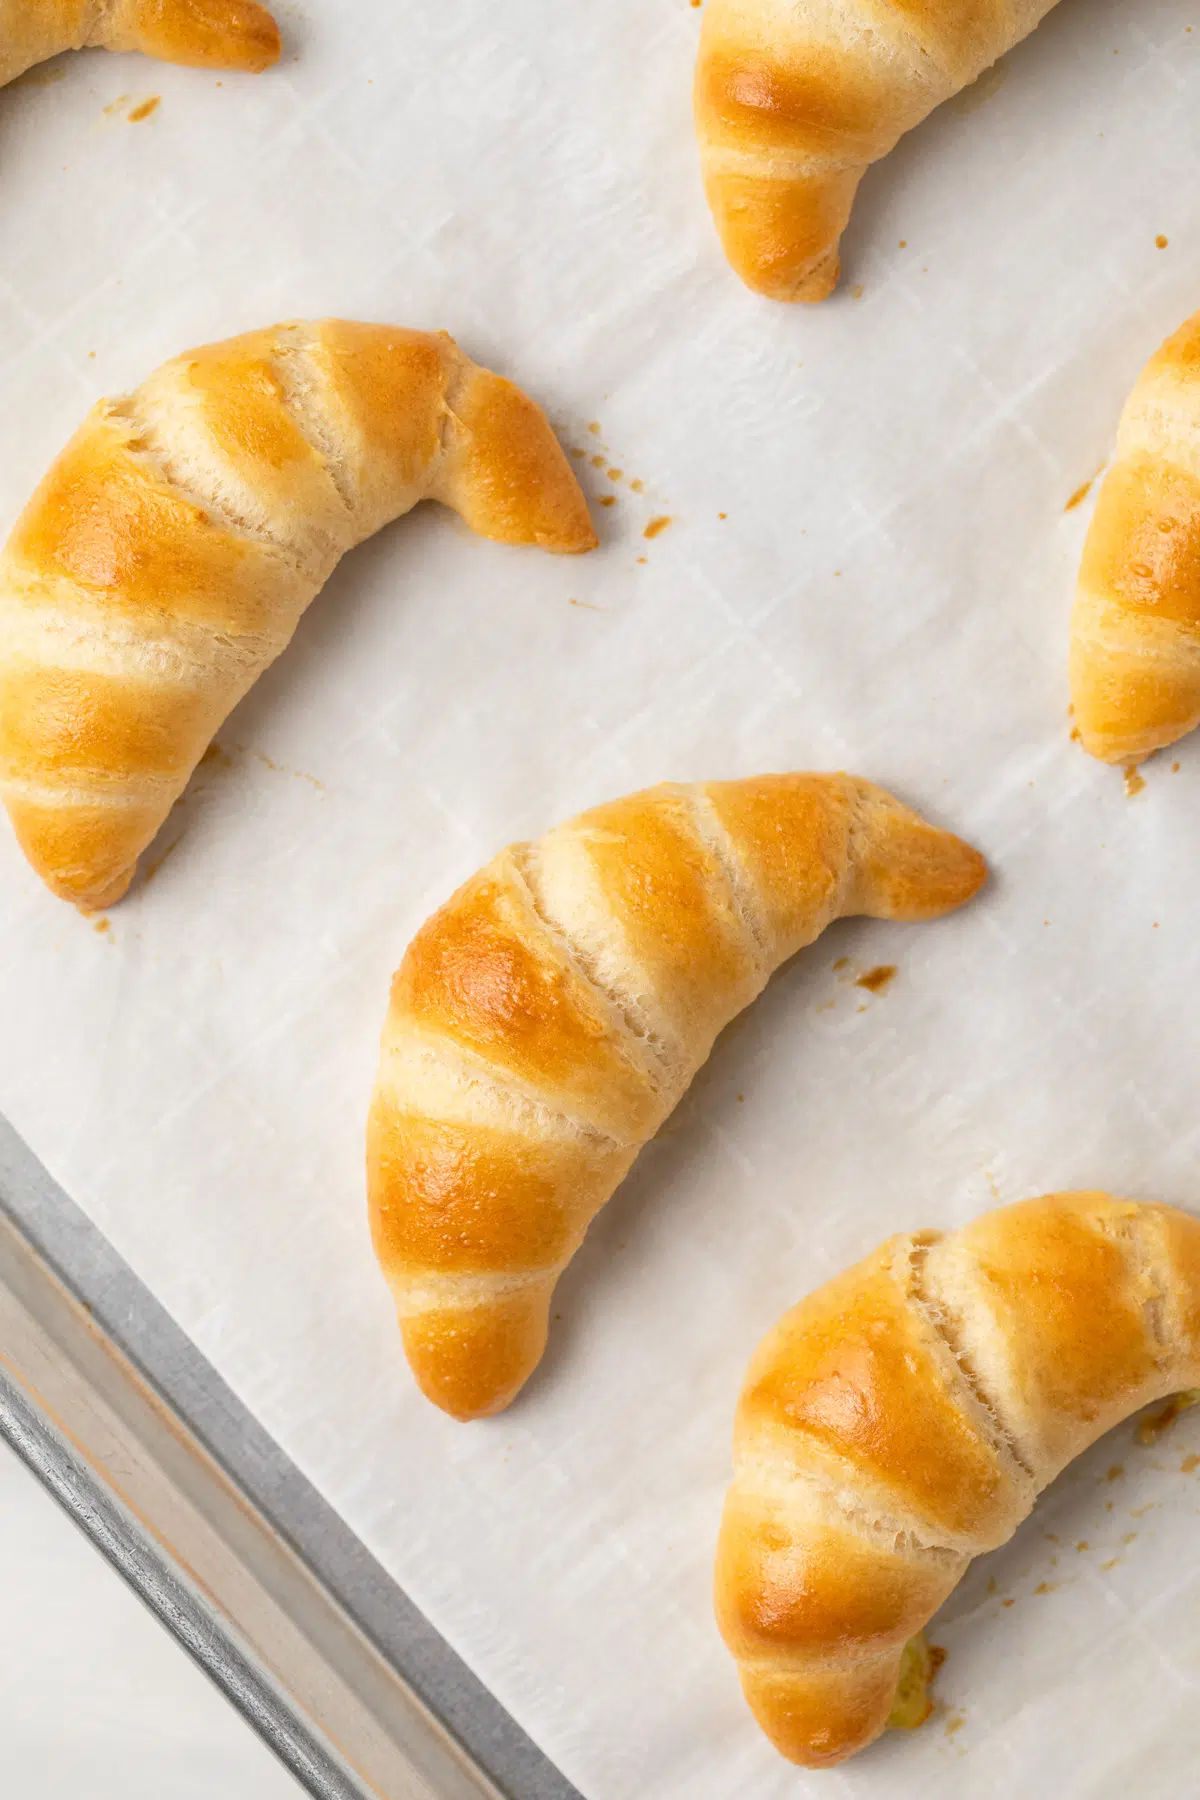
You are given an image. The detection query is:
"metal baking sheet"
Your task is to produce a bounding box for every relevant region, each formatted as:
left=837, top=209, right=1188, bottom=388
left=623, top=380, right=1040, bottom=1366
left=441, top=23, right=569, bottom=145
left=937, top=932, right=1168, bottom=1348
left=0, top=1112, right=578, bottom=1800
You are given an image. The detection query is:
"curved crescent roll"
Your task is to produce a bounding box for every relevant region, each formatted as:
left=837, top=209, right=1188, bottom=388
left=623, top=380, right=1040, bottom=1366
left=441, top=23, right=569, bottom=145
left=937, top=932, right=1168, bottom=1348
left=368, top=775, right=986, bottom=1421
left=0, top=321, right=596, bottom=909
left=716, top=1191, right=1200, bottom=1767
left=0, top=0, right=281, bottom=87
left=694, top=0, right=1059, bottom=302
left=1071, top=309, right=1200, bottom=764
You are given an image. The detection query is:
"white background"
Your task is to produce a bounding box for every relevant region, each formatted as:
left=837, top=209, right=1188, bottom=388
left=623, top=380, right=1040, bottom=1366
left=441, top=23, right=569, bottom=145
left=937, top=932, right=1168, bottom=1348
left=1, top=3, right=1200, bottom=1794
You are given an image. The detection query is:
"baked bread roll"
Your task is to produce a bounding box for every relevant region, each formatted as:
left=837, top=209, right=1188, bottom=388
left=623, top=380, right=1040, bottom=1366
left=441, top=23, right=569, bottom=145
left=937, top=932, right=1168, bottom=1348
left=0, top=320, right=596, bottom=909
left=368, top=774, right=986, bottom=1421
left=695, top=0, right=1060, bottom=302
left=1071, top=308, right=1200, bottom=763
left=717, top=1191, right=1200, bottom=1767
left=0, top=0, right=281, bottom=88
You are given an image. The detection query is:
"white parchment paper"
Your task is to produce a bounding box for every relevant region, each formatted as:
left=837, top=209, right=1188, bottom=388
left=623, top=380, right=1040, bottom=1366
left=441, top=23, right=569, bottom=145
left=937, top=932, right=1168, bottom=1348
left=2, top=3, right=1200, bottom=1793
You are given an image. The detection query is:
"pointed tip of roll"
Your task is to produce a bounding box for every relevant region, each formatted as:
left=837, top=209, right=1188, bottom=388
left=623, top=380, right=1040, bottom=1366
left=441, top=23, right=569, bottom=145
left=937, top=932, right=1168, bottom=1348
left=848, top=784, right=988, bottom=923
left=400, top=1286, right=553, bottom=1422
left=123, top=0, right=283, bottom=74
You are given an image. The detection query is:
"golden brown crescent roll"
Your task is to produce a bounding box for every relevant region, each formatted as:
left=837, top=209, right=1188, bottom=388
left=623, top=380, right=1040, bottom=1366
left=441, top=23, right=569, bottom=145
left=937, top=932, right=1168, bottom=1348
left=694, top=0, right=1060, bottom=302
left=368, top=775, right=986, bottom=1421
left=1071, top=309, right=1200, bottom=764
left=0, top=320, right=596, bottom=909
left=717, top=1191, right=1200, bottom=1767
left=0, top=0, right=282, bottom=87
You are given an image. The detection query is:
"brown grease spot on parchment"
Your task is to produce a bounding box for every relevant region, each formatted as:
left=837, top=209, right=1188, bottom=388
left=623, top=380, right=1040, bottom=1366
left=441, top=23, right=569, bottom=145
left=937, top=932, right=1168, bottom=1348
left=856, top=964, right=897, bottom=993
left=128, top=97, right=161, bottom=123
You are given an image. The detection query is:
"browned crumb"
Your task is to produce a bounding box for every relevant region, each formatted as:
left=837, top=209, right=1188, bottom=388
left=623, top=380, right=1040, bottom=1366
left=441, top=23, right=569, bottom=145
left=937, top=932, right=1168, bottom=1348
left=128, top=96, right=161, bottom=123
left=643, top=516, right=673, bottom=540
left=856, top=965, right=897, bottom=994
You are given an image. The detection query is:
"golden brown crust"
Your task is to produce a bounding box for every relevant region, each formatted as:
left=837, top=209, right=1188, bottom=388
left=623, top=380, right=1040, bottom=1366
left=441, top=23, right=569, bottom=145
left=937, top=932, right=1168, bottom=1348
left=1072, top=309, right=1200, bottom=762
left=718, top=1192, right=1200, bottom=1767
left=741, top=1246, right=1022, bottom=1543
left=736, top=1658, right=902, bottom=1771
left=0, top=0, right=281, bottom=86
left=438, top=367, right=599, bottom=553
left=716, top=1491, right=958, bottom=1661
left=110, top=0, right=282, bottom=72
left=694, top=0, right=1059, bottom=301
left=5, top=796, right=152, bottom=908
left=389, top=860, right=663, bottom=1143
left=399, top=1289, right=554, bottom=1422
left=369, top=776, right=985, bottom=1421
left=0, top=321, right=594, bottom=909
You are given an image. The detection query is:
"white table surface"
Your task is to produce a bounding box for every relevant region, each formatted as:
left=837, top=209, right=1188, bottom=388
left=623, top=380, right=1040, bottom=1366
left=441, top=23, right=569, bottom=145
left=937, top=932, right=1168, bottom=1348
left=0, top=1437, right=302, bottom=1799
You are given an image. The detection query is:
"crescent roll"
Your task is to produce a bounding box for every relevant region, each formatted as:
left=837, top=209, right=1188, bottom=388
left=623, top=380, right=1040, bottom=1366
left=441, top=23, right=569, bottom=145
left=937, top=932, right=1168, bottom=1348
left=368, top=774, right=986, bottom=1421
left=695, top=0, right=1061, bottom=301
left=0, top=320, right=596, bottom=908
left=1071, top=308, right=1200, bottom=764
left=0, top=0, right=281, bottom=88
left=717, top=1190, right=1200, bottom=1766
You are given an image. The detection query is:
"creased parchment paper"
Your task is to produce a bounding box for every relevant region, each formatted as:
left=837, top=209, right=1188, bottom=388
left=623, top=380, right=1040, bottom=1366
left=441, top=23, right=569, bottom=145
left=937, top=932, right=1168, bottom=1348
left=1, top=3, right=1200, bottom=1793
